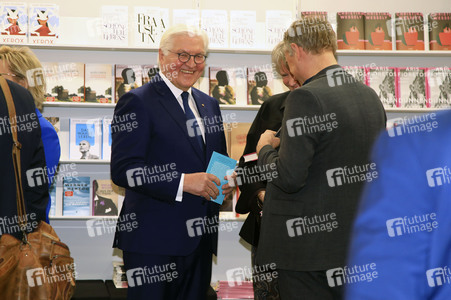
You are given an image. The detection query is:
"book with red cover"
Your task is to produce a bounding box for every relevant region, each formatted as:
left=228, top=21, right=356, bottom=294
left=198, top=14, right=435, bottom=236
left=395, top=12, right=425, bottom=50
left=337, top=12, right=365, bottom=50
left=428, top=13, right=451, bottom=51
left=367, top=67, right=398, bottom=108
left=364, top=12, right=392, bottom=50
left=397, top=67, right=429, bottom=108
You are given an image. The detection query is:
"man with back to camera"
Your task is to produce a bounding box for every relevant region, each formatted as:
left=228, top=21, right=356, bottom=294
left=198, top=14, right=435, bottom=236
left=110, top=24, right=233, bottom=300
left=255, top=17, right=386, bottom=299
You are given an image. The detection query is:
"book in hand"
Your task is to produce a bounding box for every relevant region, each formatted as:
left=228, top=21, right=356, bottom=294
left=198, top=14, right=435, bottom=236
left=427, top=67, right=451, bottom=108
left=336, top=12, right=365, bottom=50
left=364, top=13, right=392, bottom=50
left=0, top=2, right=27, bottom=44
left=397, top=67, right=429, bottom=108
left=395, top=12, right=425, bottom=50
left=85, top=64, right=113, bottom=103
left=42, top=62, right=85, bottom=102
left=69, top=118, right=102, bottom=160
left=63, top=176, right=90, bottom=216
left=115, top=64, right=143, bottom=102
left=28, top=4, right=58, bottom=45
left=428, top=13, right=451, bottom=51
left=367, top=67, right=398, bottom=108
left=92, top=179, right=124, bottom=216
left=206, top=151, right=237, bottom=205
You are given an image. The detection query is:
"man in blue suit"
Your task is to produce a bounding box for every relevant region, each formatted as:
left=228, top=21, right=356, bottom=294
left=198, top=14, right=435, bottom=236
left=111, top=25, right=232, bottom=300
left=346, top=110, right=451, bottom=300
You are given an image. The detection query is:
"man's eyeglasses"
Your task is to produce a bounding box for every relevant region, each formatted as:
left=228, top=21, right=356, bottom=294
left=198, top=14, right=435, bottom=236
left=168, top=51, right=207, bottom=64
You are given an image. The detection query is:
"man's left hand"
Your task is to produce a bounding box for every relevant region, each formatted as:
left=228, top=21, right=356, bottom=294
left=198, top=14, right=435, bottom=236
left=256, top=130, right=280, bottom=154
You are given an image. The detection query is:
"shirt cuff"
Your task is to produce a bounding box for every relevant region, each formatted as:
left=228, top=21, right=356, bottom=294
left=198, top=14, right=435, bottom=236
left=176, top=173, right=185, bottom=202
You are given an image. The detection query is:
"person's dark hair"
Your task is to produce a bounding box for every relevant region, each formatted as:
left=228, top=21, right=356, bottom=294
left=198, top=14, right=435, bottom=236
left=216, top=70, right=229, bottom=86
left=254, top=72, right=268, bottom=87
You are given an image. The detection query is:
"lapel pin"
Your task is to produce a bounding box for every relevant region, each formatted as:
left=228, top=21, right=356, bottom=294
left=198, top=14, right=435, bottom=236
left=202, top=104, right=205, bottom=107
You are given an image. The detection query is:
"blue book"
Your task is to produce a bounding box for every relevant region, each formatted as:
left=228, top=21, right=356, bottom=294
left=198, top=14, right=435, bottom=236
left=48, top=179, right=57, bottom=216
left=63, top=176, right=90, bottom=216
left=206, top=151, right=237, bottom=205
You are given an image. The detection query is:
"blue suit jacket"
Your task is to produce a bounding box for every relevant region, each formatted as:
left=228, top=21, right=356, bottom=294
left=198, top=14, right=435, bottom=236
left=111, top=74, right=227, bottom=256
left=346, top=110, right=451, bottom=300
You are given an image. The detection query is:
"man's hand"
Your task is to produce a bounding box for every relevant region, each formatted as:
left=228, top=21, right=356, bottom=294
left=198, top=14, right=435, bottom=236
left=184, top=173, right=220, bottom=201
left=256, top=130, right=280, bottom=154
left=257, top=190, right=266, bottom=203
left=222, top=172, right=237, bottom=197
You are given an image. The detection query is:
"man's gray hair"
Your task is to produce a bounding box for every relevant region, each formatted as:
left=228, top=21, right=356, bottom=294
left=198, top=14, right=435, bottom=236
left=159, top=24, right=209, bottom=55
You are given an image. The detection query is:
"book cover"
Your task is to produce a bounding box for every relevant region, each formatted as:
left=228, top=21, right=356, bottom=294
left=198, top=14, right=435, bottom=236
left=92, top=179, right=124, bottom=216
left=101, top=6, right=128, bottom=47
left=336, top=12, right=365, bottom=50
left=247, top=66, right=275, bottom=105
left=229, top=123, right=252, bottom=161
left=134, top=6, right=169, bottom=48
left=367, top=67, right=398, bottom=108
left=265, top=10, right=293, bottom=50
left=114, top=64, right=143, bottom=101
left=85, top=64, right=113, bottom=103
left=142, top=64, right=159, bottom=84
left=0, top=2, right=27, bottom=44
left=48, top=179, right=57, bottom=217
left=230, top=11, right=257, bottom=49
left=69, top=118, right=102, bottom=160
left=102, top=118, right=112, bottom=160
left=364, top=13, right=392, bottom=50
left=395, top=12, right=425, bottom=50
left=343, top=66, right=366, bottom=84
left=44, top=116, right=60, bottom=133
left=63, top=176, right=90, bottom=216
left=300, top=11, right=328, bottom=20
left=28, top=4, right=58, bottom=45
left=428, top=13, right=451, bottom=51
left=427, top=67, right=451, bottom=108
left=209, top=67, right=238, bottom=105
left=42, top=62, right=85, bottom=102
left=172, top=9, right=199, bottom=27
left=201, top=10, right=228, bottom=48
left=206, top=151, right=237, bottom=205
left=397, top=67, right=429, bottom=108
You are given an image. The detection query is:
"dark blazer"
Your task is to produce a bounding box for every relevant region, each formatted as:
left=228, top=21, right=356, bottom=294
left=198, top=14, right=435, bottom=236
left=257, top=65, right=387, bottom=271
left=0, top=79, right=48, bottom=239
left=111, top=74, right=227, bottom=257
left=235, top=91, right=289, bottom=246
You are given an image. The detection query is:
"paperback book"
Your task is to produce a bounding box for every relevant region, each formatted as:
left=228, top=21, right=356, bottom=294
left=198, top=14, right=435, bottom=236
left=201, top=10, right=228, bottom=48
left=142, top=64, right=159, bottom=84
left=395, top=12, right=425, bottom=50
left=92, top=179, right=123, bottom=216
left=343, top=66, right=366, bottom=84
left=84, top=64, right=113, bottom=103
left=247, top=66, right=275, bottom=105
left=101, top=5, right=128, bottom=47
left=69, top=118, right=102, bottom=160
left=28, top=4, right=59, bottom=45
left=102, top=118, right=112, bottom=160
left=428, top=13, right=451, bottom=51
left=210, top=67, right=246, bottom=105
left=0, top=2, right=27, bottom=44
left=63, top=176, right=90, bottom=216
left=134, top=6, right=169, bottom=48
left=229, top=10, right=257, bottom=49
left=427, top=67, right=451, bottom=108
left=336, top=12, right=365, bottom=50
left=265, top=10, right=293, bottom=49
left=397, top=67, right=429, bottom=108
left=115, top=64, right=143, bottom=101
left=364, top=12, right=392, bottom=50
left=367, top=67, right=398, bottom=108
left=43, top=62, right=85, bottom=102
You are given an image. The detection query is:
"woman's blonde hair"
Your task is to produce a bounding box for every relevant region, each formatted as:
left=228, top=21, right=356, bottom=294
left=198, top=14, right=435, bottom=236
left=0, top=46, right=46, bottom=111
left=271, top=41, right=289, bottom=76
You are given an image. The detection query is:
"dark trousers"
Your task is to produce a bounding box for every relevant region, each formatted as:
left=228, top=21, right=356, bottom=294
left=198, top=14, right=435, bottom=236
left=278, top=270, right=343, bottom=300
left=123, top=235, right=213, bottom=300
left=251, top=246, right=280, bottom=300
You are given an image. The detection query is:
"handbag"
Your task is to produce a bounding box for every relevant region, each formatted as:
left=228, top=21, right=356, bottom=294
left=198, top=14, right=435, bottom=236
left=0, top=76, right=76, bottom=299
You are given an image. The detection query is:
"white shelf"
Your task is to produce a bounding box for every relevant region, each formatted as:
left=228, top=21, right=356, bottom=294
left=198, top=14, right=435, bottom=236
left=44, top=102, right=115, bottom=108
left=50, top=214, right=246, bottom=221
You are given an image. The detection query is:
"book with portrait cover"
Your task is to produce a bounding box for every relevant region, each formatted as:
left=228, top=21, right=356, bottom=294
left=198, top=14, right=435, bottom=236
left=395, top=12, right=425, bottom=50
left=101, top=6, right=128, bottom=47
left=114, top=64, right=143, bottom=102
left=42, top=62, right=85, bottom=102
left=201, top=10, right=228, bottom=48
left=230, top=10, right=257, bottom=49
left=210, top=67, right=238, bottom=105
left=0, top=2, right=27, bottom=44
left=133, top=7, right=169, bottom=48
left=69, top=118, right=102, bottom=160
left=85, top=64, right=113, bottom=103
left=247, top=66, right=275, bottom=105
left=265, top=10, right=293, bottom=50
left=102, top=118, right=112, bottom=160
left=428, top=13, right=451, bottom=51
left=142, top=64, right=159, bottom=84
left=397, top=67, right=429, bottom=108
left=28, top=4, right=58, bottom=45
left=364, top=13, right=392, bottom=50
left=92, top=179, right=124, bottom=216
left=343, top=66, right=366, bottom=84
left=63, top=176, right=90, bottom=216
left=427, top=67, right=451, bottom=108
left=367, top=67, right=398, bottom=108
left=336, top=12, right=365, bottom=50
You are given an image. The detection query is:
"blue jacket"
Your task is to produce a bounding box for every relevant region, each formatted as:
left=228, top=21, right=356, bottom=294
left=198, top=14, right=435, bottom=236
left=346, top=110, right=451, bottom=300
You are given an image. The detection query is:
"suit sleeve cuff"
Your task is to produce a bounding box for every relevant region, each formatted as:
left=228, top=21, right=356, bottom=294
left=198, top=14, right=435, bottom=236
left=176, top=173, right=185, bottom=202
